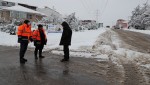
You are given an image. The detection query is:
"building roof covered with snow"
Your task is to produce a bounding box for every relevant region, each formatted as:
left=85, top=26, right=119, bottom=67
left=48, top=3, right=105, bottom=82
left=1, top=5, right=45, bottom=16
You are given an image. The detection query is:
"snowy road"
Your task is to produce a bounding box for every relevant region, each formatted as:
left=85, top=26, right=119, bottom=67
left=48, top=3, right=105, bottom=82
left=112, top=29, right=150, bottom=85
left=114, top=29, right=150, bottom=53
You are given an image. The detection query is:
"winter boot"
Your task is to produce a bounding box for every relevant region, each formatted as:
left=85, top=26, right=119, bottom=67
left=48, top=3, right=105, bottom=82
left=22, top=58, right=27, bottom=62
left=39, top=55, right=45, bottom=58
left=60, top=59, right=69, bottom=62
left=20, top=59, right=26, bottom=64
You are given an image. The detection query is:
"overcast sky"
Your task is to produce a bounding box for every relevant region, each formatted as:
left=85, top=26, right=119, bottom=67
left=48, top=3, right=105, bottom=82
left=6, top=0, right=149, bottom=26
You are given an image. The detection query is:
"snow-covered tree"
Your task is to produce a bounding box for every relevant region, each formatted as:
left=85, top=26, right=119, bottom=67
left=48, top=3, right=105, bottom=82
left=65, top=12, right=79, bottom=31
left=129, top=3, right=150, bottom=30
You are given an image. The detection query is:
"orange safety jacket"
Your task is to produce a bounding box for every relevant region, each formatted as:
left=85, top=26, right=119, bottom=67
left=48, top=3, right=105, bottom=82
left=17, top=24, right=32, bottom=41
left=32, top=29, right=47, bottom=41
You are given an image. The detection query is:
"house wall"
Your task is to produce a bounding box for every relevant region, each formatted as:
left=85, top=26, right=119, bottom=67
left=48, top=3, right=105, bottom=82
left=116, top=19, right=128, bottom=29
left=27, top=13, right=43, bottom=22
left=0, top=10, right=44, bottom=22
left=1, top=10, right=10, bottom=21
left=122, top=23, right=128, bottom=28
left=10, top=11, right=27, bottom=20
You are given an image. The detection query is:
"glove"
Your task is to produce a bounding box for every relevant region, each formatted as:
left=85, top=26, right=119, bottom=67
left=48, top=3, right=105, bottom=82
left=45, top=39, right=47, bottom=45
left=29, top=37, right=33, bottom=42
left=34, top=40, right=37, bottom=46
left=18, top=36, right=22, bottom=43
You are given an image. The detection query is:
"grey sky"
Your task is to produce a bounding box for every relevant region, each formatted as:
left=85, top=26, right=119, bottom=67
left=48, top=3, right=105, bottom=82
left=7, top=0, right=148, bottom=26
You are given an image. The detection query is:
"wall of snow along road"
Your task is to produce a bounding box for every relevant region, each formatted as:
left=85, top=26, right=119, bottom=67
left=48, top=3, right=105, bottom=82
left=125, top=29, right=150, bottom=35
left=0, top=31, right=19, bottom=46
left=44, top=28, right=108, bottom=50
left=93, top=29, right=150, bottom=64
left=0, top=28, right=107, bottom=52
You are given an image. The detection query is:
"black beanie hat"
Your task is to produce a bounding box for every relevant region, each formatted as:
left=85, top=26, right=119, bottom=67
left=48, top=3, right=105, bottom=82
left=24, top=20, right=30, bottom=24
left=38, top=24, right=43, bottom=28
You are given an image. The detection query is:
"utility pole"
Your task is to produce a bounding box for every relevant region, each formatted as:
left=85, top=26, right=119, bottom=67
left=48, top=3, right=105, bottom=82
left=95, top=10, right=100, bottom=23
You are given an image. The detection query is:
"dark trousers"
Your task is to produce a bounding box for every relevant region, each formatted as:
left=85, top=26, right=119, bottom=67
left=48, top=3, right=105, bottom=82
left=20, top=42, right=28, bottom=59
left=63, top=45, right=69, bottom=60
left=34, top=44, right=44, bottom=57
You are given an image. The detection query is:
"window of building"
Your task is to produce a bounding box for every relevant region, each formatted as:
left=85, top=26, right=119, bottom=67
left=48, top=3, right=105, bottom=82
left=27, top=14, right=32, bottom=19
left=10, top=11, right=26, bottom=19
left=2, top=2, right=7, bottom=6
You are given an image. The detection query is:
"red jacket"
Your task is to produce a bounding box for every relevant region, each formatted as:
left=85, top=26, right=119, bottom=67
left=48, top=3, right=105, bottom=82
left=32, top=29, right=47, bottom=41
left=17, top=24, right=32, bottom=40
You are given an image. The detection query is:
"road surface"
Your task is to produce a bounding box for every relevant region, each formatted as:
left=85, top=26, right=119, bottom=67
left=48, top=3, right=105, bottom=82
left=113, top=29, right=150, bottom=85
left=114, top=29, right=150, bottom=53
left=0, top=46, right=109, bottom=85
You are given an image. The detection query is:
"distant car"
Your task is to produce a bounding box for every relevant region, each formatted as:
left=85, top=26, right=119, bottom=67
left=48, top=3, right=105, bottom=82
left=106, top=26, right=110, bottom=28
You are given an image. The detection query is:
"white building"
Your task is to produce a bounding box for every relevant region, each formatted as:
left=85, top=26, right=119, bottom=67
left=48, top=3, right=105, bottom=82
left=37, top=6, right=62, bottom=24
left=0, top=5, right=46, bottom=22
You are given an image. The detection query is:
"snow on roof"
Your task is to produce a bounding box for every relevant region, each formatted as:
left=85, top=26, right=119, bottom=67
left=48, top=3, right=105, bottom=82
left=2, top=0, right=37, bottom=7
left=122, top=21, right=128, bottom=23
left=2, top=5, right=46, bottom=16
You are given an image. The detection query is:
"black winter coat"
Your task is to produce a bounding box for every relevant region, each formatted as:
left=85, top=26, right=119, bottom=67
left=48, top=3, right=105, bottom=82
left=60, top=22, right=72, bottom=46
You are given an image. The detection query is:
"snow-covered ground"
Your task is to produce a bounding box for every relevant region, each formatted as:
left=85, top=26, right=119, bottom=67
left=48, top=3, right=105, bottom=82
left=45, top=29, right=107, bottom=50
left=0, top=28, right=107, bottom=51
left=1, top=28, right=150, bottom=83
left=1, top=28, right=150, bottom=66
left=1, top=28, right=150, bottom=84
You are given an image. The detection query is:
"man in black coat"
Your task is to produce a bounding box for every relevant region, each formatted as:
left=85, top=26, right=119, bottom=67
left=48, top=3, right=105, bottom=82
left=60, top=21, right=72, bottom=62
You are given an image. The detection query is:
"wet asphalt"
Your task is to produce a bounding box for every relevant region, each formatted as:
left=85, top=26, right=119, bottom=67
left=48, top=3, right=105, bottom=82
left=0, top=46, right=108, bottom=85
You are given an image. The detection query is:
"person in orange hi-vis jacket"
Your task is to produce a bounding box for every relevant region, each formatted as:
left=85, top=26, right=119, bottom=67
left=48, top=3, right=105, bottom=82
left=17, top=20, right=33, bottom=64
left=32, top=24, right=47, bottom=60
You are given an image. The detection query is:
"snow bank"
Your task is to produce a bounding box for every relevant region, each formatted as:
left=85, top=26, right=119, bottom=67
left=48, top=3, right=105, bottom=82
left=91, top=29, right=150, bottom=81
left=0, top=32, right=18, bottom=46
left=125, top=29, right=150, bottom=35
left=0, top=28, right=107, bottom=51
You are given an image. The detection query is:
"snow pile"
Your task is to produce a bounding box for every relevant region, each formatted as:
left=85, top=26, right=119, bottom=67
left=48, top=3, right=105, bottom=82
left=49, top=28, right=108, bottom=57
left=92, top=29, right=150, bottom=84
left=0, top=28, right=107, bottom=52
left=0, top=32, right=18, bottom=46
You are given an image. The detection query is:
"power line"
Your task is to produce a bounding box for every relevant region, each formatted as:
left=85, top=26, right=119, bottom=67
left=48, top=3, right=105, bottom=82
left=79, top=0, right=109, bottom=21
left=100, top=0, right=109, bottom=18
left=82, top=0, right=92, bottom=11
left=95, top=10, right=100, bottom=22
left=80, top=0, right=90, bottom=13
